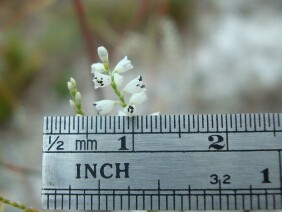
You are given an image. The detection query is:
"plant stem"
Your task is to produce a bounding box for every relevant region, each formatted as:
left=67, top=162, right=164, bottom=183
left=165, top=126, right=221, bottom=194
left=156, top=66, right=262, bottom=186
left=0, top=196, right=39, bottom=212
left=110, top=75, right=127, bottom=108
left=76, top=104, right=85, bottom=115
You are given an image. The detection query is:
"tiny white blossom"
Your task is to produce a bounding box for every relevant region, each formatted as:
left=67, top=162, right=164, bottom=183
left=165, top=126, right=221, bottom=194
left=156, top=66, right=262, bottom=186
left=69, top=100, right=76, bottom=110
left=114, top=73, right=123, bottom=87
left=97, top=46, right=108, bottom=63
left=70, top=77, right=76, bottom=85
left=129, top=92, right=147, bottom=105
left=151, top=112, right=160, bottom=115
left=75, top=92, right=82, bottom=104
left=91, top=63, right=106, bottom=73
left=93, top=71, right=111, bottom=89
left=93, top=100, right=116, bottom=115
left=123, top=75, right=146, bottom=94
left=124, top=105, right=136, bottom=117
left=67, top=81, right=73, bottom=90
left=113, top=56, right=133, bottom=73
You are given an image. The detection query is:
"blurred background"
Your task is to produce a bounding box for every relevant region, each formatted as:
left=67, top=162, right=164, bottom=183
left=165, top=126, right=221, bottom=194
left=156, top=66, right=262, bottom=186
left=0, top=0, right=282, bottom=210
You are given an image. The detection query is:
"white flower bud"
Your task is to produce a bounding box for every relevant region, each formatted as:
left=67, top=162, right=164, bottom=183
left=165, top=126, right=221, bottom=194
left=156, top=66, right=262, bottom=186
left=70, top=77, right=76, bottom=85
left=75, top=92, right=82, bottom=104
left=129, top=92, right=147, bottom=105
left=69, top=100, right=76, bottom=110
left=91, top=63, right=106, bottom=73
left=92, top=71, right=111, bottom=89
left=97, top=46, right=108, bottom=63
left=93, top=100, right=116, bottom=115
left=113, top=56, right=133, bottom=73
left=123, top=75, right=146, bottom=94
left=67, top=82, right=73, bottom=90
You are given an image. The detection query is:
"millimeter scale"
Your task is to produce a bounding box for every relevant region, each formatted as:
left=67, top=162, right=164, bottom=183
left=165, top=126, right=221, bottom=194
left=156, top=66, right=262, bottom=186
left=42, top=113, right=282, bottom=210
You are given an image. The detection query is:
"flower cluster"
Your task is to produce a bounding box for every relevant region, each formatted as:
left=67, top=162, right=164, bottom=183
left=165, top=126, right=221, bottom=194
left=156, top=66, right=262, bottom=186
left=67, top=46, right=159, bottom=116
left=92, top=46, right=150, bottom=116
left=67, top=77, right=84, bottom=115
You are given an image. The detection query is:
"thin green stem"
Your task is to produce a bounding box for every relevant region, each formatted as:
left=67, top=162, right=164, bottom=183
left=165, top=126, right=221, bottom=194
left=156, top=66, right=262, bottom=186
left=76, top=104, right=85, bottom=115
left=104, top=62, right=110, bottom=74
left=110, top=75, right=127, bottom=108
left=0, top=196, right=39, bottom=212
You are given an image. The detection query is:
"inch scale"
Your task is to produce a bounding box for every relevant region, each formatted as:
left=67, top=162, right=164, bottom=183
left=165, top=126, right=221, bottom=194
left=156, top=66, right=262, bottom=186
left=42, top=113, right=282, bottom=210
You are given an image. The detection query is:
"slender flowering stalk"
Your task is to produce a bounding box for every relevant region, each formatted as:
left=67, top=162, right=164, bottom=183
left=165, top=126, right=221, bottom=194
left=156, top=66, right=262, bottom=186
left=67, top=77, right=85, bottom=115
left=91, top=46, right=140, bottom=114
left=91, top=46, right=158, bottom=116
left=0, top=196, right=39, bottom=212
left=67, top=46, right=159, bottom=116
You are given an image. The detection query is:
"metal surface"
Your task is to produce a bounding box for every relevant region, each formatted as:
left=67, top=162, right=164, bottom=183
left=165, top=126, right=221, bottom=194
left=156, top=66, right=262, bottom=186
left=42, top=113, right=282, bottom=210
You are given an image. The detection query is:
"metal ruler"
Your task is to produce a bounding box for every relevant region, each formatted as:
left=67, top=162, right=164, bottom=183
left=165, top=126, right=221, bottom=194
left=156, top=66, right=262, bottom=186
left=42, top=113, right=282, bottom=210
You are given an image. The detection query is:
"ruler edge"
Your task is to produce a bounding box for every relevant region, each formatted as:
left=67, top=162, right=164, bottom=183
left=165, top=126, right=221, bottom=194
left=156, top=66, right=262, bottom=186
left=41, top=113, right=282, bottom=210
left=43, top=113, right=282, bottom=134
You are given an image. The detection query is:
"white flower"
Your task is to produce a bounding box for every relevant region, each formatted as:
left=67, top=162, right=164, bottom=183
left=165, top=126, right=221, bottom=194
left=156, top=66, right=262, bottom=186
left=113, top=56, right=133, bottom=73
left=129, top=92, right=147, bottom=105
left=68, top=77, right=77, bottom=97
left=151, top=112, right=160, bottom=115
left=93, top=100, right=116, bottom=115
left=68, top=77, right=76, bottom=90
left=97, top=46, right=108, bottom=63
left=67, top=81, right=73, bottom=90
left=114, top=73, right=123, bottom=87
left=75, top=92, right=82, bottom=104
left=124, top=105, right=136, bottom=117
left=70, top=77, right=76, bottom=85
left=69, top=100, right=76, bottom=110
left=91, top=63, right=106, bottom=73
left=93, top=71, right=111, bottom=89
left=123, top=75, right=146, bottom=93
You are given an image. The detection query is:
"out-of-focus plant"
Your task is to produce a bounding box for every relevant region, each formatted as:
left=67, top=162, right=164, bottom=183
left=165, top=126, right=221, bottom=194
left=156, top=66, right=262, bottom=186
left=0, top=36, right=42, bottom=123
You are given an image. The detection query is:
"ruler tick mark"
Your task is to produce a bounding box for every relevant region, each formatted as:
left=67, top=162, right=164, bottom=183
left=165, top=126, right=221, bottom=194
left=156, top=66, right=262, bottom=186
left=273, top=113, right=276, bottom=136
left=68, top=185, right=71, bottom=210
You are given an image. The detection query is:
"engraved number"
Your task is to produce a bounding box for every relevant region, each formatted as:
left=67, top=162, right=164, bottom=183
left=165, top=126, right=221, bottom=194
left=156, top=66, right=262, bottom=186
left=210, top=174, right=231, bottom=184
left=261, top=168, right=271, bottom=183
left=48, top=136, right=64, bottom=151
left=56, top=141, right=64, bottom=150
left=118, top=136, right=129, bottom=150
left=208, top=135, right=225, bottom=150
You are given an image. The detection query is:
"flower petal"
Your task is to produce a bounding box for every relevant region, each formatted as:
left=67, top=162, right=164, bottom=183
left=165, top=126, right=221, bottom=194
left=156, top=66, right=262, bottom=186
left=93, top=100, right=116, bottom=115
left=124, top=105, right=136, bottom=117
left=113, top=56, right=133, bottom=73
left=123, top=75, right=146, bottom=93
left=92, top=71, right=111, bottom=89
left=91, top=63, right=106, bottom=73
left=114, top=73, right=123, bottom=87
left=129, top=92, right=147, bottom=105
